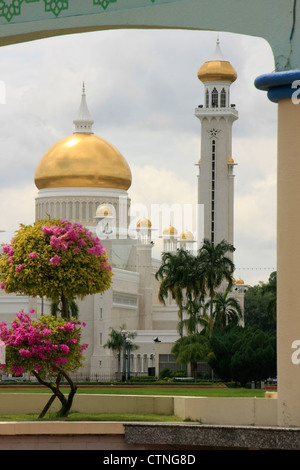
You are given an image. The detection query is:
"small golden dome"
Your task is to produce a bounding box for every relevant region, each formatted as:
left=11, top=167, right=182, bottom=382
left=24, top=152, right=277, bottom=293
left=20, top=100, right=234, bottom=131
left=163, top=225, right=177, bottom=236
left=236, top=278, right=244, bottom=285
left=231, top=276, right=236, bottom=283
left=137, top=218, right=152, bottom=228
left=181, top=230, right=194, bottom=240
left=197, top=39, right=237, bottom=83
left=96, top=205, right=113, bottom=217
left=34, top=133, right=132, bottom=191
left=228, top=156, right=235, bottom=163
left=197, top=60, right=237, bottom=83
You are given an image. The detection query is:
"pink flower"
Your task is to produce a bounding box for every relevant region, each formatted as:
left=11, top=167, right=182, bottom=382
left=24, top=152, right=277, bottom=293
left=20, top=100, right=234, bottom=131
left=41, top=328, right=52, bottom=337
left=2, top=244, right=14, bottom=256
left=15, top=264, right=24, bottom=272
left=54, top=357, right=67, bottom=365
left=11, top=366, right=24, bottom=376
left=50, top=255, right=61, bottom=266
left=29, top=252, right=38, bottom=259
left=7, top=257, right=13, bottom=264
left=19, top=348, right=31, bottom=358
left=0, top=283, right=5, bottom=290
left=59, top=344, right=70, bottom=355
left=66, top=339, right=78, bottom=345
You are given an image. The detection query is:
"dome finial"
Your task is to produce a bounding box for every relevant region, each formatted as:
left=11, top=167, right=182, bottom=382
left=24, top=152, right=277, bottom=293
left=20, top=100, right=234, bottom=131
left=73, top=82, right=94, bottom=133
left=212, top=35, right=225, bottom=61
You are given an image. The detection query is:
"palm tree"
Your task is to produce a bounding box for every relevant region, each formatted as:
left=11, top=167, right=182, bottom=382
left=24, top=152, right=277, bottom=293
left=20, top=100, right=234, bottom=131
left=155, top=249, right=204, bottom=335
left=179, top=299, right=208, bottom=335
left=104, top=325, right=138, bottom=380
left=212, top=290, right=242, bottom=329
left=104, top=326, right=124, bottom=380
left=197, top=239, right=235, bottom=318
left=171, top=333, right=211, bottom=378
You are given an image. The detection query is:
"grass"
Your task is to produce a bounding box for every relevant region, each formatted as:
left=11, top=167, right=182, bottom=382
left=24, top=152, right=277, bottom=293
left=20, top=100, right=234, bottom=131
left=0, top=385, right=267, bottom=398
left=0, top=412, right=184, bottom=422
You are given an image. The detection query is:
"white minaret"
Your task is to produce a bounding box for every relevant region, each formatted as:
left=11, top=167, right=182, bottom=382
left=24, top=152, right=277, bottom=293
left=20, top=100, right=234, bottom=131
left=195, top=39, right=238, bottom=252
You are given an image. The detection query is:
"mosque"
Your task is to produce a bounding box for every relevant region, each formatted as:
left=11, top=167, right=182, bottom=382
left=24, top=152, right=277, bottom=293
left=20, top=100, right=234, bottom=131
left=0, top=40, right=246, bottom=380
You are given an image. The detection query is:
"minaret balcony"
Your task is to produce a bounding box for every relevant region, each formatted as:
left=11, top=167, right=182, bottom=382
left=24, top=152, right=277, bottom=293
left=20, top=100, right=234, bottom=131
left=195, top=105, right=238, bottom=120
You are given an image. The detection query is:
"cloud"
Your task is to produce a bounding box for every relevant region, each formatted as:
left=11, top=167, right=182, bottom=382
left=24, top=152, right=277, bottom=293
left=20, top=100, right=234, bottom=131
left=0, top=184, right=37, bottom=242
left=0, top=28, right=278, bottom=285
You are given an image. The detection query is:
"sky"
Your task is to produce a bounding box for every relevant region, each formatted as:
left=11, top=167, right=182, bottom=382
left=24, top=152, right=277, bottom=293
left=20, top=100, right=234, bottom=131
left=0, top=28, right=277, bottom=286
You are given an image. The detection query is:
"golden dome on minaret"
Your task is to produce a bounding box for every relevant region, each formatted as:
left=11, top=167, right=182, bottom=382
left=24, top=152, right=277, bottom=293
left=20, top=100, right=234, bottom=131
left=34, top=84, right=132, bottom=191
left=197, top=38, right=237, bottom=83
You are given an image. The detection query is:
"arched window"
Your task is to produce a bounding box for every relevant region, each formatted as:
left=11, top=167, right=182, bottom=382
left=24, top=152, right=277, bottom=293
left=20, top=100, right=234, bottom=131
left=211, top=88, right=218, bottom=107
left=89, top=202, right=94, bottom=219
left=205, top=89, right=209, bottom=108
left=62, top=202, right=66, bottom=219
left=220, top=88, right=226, bottom=107
left=55, top=202, right=60, bottom=218
left=82, top=202, right=86, bottom=220
left=68, top=202, right=73, bottom=220
left=75, top=201, right=80, bottom=220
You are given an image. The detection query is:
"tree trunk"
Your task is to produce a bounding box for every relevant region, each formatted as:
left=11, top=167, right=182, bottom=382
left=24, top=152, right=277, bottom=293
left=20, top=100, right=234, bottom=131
left=61, top=294, right=69, bottom=319
left=191, top=362, right=198, bottom=379
left=32, top=367, right=78, bottom=418
left=36, top=372, right=63, bottom=418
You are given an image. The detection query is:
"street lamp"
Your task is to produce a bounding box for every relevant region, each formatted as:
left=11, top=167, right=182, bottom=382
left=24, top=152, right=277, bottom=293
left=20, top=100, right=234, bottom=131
left=126, top=338, right=132, bottom=380
left=121, top=330, right=127, bottom=382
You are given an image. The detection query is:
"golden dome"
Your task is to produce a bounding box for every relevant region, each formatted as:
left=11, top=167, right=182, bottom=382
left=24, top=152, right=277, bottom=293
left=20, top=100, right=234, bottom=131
left=228, top=156, right=235, bottom=163
left=197, top=39, right=237, bottom=83
left=163, top=225, right=177, bottom=236
left=236, top=278, right=244, bottom=285
left=181, top=230, right=194, bottom=240
left=137, top=218, right=152, bottom=228
left=34, top=133, right=132, bottom=191
left=197, top=60, right=237, bottom=83
left=96, top=205, right=113, bottom=217
left=35, top=85, right=132, bottom=191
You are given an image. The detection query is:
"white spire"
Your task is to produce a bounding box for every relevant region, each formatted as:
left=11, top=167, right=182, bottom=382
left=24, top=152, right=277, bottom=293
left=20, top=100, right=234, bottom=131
left=73, top=82, right=94, bottom=133
left=211, top=35, right=226, bottom=61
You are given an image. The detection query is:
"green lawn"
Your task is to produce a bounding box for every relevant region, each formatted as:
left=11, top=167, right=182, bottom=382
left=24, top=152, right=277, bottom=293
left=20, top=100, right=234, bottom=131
left=0, top=412, right=185, bottom=422
left=0, top=385, right=267, bottom=398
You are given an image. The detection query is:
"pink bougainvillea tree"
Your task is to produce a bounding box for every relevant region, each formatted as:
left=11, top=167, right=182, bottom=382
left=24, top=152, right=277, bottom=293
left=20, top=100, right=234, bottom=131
left=0, top=219, right=113, bottom=416
left=0, top=311, right=88, bottom=417
left=0, top=218, right=113, bottom=318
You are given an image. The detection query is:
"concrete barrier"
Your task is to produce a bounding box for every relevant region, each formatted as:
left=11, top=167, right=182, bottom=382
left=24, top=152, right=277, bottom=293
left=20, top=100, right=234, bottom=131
left=174, top=396, right=277, bottom=426
left=0, top=393, right=277, bottom=427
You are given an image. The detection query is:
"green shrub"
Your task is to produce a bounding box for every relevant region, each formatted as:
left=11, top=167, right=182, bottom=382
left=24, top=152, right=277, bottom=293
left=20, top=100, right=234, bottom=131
left=159, top=368, right=173, bottom=379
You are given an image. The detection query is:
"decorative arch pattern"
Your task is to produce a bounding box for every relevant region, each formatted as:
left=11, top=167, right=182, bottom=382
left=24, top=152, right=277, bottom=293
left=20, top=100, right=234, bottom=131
left=0, top=0, right=157, bottom=22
